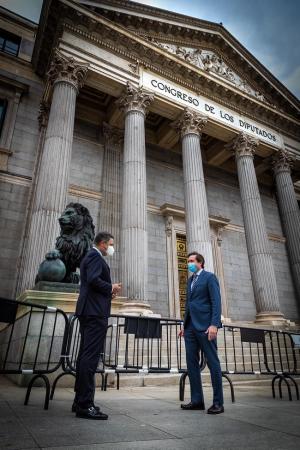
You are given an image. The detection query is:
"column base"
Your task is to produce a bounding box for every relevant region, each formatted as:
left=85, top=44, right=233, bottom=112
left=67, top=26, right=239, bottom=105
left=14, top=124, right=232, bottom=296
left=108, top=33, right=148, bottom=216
left=221, top=315, right=232, bottom=325
left=117, top=298, right=160, bottom=317
left=255, top=311, right=294, bottom=327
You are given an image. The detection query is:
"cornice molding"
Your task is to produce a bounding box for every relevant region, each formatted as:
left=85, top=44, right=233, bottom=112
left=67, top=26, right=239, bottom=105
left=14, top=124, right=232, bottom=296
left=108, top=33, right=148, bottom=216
left=61, top=22, right=300, bottom=141
left=33, top=1, right=300, bottom=140
left=95, top=1, right=300, bottom=114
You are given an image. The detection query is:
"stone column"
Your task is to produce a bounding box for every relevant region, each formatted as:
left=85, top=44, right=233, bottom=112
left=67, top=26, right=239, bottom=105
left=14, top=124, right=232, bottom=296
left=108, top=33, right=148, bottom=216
left=19, top=51, right=88, bottom=291
left=99, top=122, right=123, bottom=282
left=211, top=224, right=230, bottom=322
left=173, top=108, right=214, bottom=272
left=117, top=83, right=154, bottom=308
left=231, top=133, right=285, bottom=324
left=273, top=149, right=300, bottom=300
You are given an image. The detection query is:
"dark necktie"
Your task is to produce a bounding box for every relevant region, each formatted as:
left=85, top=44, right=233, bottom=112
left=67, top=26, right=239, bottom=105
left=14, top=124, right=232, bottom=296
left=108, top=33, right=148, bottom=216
left=191, top=274, right=198, bottom=290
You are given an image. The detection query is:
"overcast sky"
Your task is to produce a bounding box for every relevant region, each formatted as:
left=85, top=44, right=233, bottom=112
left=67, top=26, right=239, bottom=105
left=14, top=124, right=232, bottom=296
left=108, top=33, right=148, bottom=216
left=1, top=0, right=299, bottom=99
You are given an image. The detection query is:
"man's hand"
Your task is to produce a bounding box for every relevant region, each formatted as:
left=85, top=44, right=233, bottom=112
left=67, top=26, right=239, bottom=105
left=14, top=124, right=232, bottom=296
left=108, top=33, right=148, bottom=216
left=112, top=283, right=122, bottom=296
left=178, top=328, right=184, bottom=338
left=205, top=325, right=218, bottom=341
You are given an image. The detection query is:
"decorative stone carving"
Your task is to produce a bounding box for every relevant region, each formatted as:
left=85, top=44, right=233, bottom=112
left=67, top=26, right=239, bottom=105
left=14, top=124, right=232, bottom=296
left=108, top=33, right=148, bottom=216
left=47, top=50, right=89, bottom=92
left=147, top=38, right=267, bottom=103
left=129, top=61, right=140, bottom=74
left=273, top=149, right=294, bottom=175
left=165, top=215, right=173, bottom=237
left=55, top=203, right=95, bottom=283
left=173, top=108, right=208, bottom=137
left=103, top=122, right=124, bottom=149
left=35, top=203, right=95, bottom=284
left=117, top=82, right=154, bottom=114
left=38, top=100, right=50, bottom=129
left=230, top=132, right=259, bottom=158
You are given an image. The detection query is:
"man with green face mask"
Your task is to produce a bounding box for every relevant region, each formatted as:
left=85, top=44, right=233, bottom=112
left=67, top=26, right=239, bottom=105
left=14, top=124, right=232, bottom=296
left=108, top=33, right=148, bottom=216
left=180, top=252, right=224, bottom=415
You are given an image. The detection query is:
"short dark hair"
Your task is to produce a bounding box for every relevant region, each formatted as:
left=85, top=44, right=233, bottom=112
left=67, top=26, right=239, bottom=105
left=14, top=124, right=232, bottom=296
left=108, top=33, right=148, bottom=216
left=94, top=232, right=114, bottom=245
left=187, top=252, right=205, bottom=268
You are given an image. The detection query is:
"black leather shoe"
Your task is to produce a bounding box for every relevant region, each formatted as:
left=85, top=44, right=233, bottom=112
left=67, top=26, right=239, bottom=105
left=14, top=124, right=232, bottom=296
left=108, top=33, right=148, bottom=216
left=72, top=401, right=100, bottom=413
left=181, top=401, right=205, bottom=410
left=76, top=405, right=108, bottom=420
left=207, top=404, right=224, bottom=414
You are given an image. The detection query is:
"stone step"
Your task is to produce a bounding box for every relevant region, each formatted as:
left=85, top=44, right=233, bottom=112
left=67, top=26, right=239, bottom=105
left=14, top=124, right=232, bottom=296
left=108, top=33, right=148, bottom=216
left=107, top=372, right=300, bottom=389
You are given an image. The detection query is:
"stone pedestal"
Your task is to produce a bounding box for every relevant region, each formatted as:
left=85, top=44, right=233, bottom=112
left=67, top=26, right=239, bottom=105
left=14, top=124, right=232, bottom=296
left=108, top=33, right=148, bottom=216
left=273, top=150, right=300, bottom=301
left=173, top=109, right=214, bottom=272
left=117, top=83, right=154, bottom=303
left=18, top=51, right=88, bottom=292
left=230, top=133, right=285, bottom=325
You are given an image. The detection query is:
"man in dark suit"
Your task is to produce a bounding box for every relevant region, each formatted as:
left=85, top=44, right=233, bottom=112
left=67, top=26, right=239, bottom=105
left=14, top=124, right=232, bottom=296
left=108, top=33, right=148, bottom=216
left=180, top=252, right=224, bottom=414
left=74, top=231, right=121, bottom=420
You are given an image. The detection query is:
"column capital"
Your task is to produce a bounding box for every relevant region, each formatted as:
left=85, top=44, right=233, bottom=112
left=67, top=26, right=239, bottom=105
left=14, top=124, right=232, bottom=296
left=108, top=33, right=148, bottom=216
left=103, top=122, right=124, bottom=150
left=47, top=50, right=89, bottom=92
left=117, top=82, right=154, bottom=115
left=272, top=149, right=294, bottom=175
left=173, top=108, right=208, bottom=138
left=229, top=132, right=259, bottom=159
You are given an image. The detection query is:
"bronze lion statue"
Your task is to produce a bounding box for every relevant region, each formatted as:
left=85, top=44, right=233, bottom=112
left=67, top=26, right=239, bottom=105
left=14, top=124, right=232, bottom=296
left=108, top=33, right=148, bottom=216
left=55, top=202, right=95, bottom=283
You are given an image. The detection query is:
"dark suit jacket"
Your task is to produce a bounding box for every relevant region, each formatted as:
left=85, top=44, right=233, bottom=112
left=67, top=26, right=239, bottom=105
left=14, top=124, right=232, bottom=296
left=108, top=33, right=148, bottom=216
left=184, top=270, right=222, bottom=331
left=75, top=248, right=112, bottom=318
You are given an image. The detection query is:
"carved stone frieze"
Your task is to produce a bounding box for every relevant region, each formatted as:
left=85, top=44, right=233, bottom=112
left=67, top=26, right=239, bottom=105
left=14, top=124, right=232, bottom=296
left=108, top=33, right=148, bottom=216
left=147, top=38, right=268, bottom=103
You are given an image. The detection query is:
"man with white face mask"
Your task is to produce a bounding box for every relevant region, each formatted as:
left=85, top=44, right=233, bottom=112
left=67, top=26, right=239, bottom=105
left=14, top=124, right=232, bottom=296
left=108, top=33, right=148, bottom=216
left=74, top=232, right=121, bottom=419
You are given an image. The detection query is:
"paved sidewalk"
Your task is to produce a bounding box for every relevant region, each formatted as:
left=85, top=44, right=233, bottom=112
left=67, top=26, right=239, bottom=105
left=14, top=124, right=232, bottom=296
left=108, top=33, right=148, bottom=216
left=1, top=376, right=300, bottom=450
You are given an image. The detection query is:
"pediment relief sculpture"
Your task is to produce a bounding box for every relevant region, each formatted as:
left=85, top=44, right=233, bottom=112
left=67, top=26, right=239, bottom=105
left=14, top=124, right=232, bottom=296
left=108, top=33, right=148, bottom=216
left=146, top=37, right=268, bottom=104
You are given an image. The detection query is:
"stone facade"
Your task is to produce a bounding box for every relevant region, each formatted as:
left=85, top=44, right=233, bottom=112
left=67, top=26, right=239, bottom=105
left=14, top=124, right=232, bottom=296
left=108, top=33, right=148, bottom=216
left=0, top=1, right=299, bottom=326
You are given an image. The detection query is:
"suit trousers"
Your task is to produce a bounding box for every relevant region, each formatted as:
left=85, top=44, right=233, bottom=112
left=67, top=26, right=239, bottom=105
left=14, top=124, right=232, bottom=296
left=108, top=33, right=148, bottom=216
left=74, top=315, right=108, bottom=408
left=184, top=318, right=223, bottom=406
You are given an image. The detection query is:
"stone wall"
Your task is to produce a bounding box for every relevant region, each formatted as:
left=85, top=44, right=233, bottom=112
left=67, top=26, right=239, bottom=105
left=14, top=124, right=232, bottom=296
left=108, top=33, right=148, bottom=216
left=0, top=71, right=43, bottom=298
left=145, top=147, right=298, bottom=321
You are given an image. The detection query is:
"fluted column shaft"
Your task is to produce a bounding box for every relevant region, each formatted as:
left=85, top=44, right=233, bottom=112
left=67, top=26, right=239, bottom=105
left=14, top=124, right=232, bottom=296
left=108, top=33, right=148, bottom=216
left=174, top=109, right=214, bottom=271
left=99, top=123, right=123, bottom=282
left=232, top=133, right=284, bottom=322
left=273, top=150, right=300, bottom=300
left=19, top=51, right=88, bottom=290
left=117, top=84, right=154, bottom=302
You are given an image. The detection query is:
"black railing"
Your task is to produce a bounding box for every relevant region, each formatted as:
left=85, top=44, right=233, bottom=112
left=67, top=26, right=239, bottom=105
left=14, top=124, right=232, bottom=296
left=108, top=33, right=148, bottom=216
left=1, top=297, right=300, bottom=410
left=0, top=297, right=68, bottom=409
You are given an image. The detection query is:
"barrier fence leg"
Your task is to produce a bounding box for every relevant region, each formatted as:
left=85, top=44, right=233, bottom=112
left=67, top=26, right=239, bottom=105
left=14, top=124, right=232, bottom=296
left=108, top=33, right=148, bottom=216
left=284, top=375, right=299, bottom=400
left=117, top=373, right=120, bottom=390
left=104, top=374, right=109, bottom=391
left=50, top=372, right=75, bottom=400
left=272, top=375, right=280, bottom=398
left=279, top=376, right=292, bottom=401
left=24, top=374, right=50, bottom=410
left=101, top=373, right=105, bottom=391
left=179, top=373, right=188, bottom=402
left=222, top=374, right=235, bottom=403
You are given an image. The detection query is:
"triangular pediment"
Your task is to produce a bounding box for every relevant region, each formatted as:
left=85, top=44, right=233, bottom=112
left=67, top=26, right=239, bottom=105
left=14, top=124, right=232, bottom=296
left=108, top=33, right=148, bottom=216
left=78, top=0, right=299, bottom=120
left=34, top=0, right=300, bottom=141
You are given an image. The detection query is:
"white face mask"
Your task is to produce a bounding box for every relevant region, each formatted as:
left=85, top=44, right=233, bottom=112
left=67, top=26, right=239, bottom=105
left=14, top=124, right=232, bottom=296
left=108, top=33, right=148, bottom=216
left=106, top=245, right=115, bottom=257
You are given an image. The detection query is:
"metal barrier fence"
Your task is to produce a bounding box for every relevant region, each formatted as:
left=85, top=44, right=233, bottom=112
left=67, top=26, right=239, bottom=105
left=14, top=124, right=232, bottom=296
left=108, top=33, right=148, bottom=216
left=179, top=325, right=300, bottom=402
left=0, top=297, right=68, bottom=409
left=51, top=314, right=195, bottom=398
left=1, top=297, right=300, bottom=409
